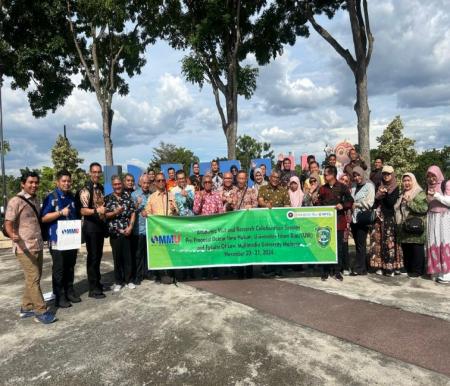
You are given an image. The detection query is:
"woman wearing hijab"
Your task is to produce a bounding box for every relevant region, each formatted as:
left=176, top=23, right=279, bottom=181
left=339, top=174, right=353, bottom=275
left=395, top=173, right=428, bottom=278
left=350, top=166, right=375, bottom=275
left=302, top=171, right=321, bottom=206
left=288, top=176, right=304, bottom=207
left=426, top=165, right=450, bottom=283
left=369, top=165, right=404, bottom=276
left=252, top=168, right=268, bottom=193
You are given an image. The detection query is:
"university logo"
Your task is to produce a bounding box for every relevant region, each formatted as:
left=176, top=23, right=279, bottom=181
left=150, top=234, right=181, bottom=245
left=316, top=227, right=331, bottom=248
left=61, top=228, right=80, bottom=234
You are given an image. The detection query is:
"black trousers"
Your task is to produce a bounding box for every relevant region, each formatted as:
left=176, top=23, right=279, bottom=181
left=85, top=231, right=105, bottom=293
left=350, top=223, right=369, bottom=274
left=402, top=243, right=425, bottom=276
left=323, top=230, right=344, bottom=275
left=50, top=247, right=78, bottom=300
left=237, top=265, right=254, bottom=279
left=130, top=234, right=147, bottom=283
left=110, top=234, right=133, bottom=285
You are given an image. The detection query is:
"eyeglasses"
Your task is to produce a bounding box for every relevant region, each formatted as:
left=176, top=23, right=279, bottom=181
left=224, top=177, right=232, bottom=180
left=309, top=179, right=317, bottom=183
left=203, top=181, right=212, bottom=184
left=156, top=179, right=165, bottom=182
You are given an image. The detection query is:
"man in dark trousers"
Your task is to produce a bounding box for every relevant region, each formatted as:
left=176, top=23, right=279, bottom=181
left=41, top=169, right=81, bottom=308
left=316, top=165, right=354, bottom=281
left=78, top=162, right=107, bottom=298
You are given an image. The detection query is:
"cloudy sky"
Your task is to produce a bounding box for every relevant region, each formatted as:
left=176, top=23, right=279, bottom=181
left=3, top=0, right=450, bottom=174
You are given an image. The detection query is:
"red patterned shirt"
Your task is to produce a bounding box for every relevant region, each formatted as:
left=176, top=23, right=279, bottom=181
left=193, top=191, right=224, bottom=215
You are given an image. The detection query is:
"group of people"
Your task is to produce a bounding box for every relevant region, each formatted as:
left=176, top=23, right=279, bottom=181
left=3, top=150, right=449, bottom=324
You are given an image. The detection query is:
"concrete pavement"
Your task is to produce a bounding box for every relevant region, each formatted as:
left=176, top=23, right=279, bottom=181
left=1, top=248, right=449, bottom=385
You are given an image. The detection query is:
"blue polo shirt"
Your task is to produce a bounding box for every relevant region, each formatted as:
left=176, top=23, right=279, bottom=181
left=41, top=188, right=78, bottom=244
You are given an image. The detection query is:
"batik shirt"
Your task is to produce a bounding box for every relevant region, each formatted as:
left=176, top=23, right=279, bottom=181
left=219, top=185, right=238, bottom=211
left=193, top=191, right=224, bottom=215
left=105, top=192, right=135, bottom=236
left=258, top=185, right=290, bottom=207
left=233, top=187, right=258, bottom=209
left=172, top=185, right=195, bottom=216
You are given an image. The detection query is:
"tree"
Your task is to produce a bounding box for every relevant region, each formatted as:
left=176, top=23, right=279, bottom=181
left=148, top=142, right=199, bottom=176
left=235, top=134, right=274, bottom=170
left=0, top=0, right=76, bottom=116
left=156, top=1, right=269, bottom=160
left=66, top=0, right=159, bottom=165
left=414, top=146, right=450, bottom=186
left=376, top=116, right=417, bottom=179
left=38, top=166, right=56, bottom=199
left=265, top=0, right=374, bottom=164
left=0, top=140, right=10, bottom=155
left=51, top=134, right=86, bottom=191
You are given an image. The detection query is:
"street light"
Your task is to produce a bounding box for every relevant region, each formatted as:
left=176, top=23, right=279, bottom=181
left=0, top=65, right=7, bottom=217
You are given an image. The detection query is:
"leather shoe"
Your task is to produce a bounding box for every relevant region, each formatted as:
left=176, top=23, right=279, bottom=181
left=88, top=292, right=106, bottom=299
left=66, top=293, right=82, bottom=303
left=56, top=298, right=72, bottom=308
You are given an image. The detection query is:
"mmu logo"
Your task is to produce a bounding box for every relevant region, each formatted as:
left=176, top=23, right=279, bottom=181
left=150, top=234, right=181, bottom=245
left=61, top=228, right=80, bottom=234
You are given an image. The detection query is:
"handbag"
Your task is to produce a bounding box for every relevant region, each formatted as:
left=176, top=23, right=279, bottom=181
left=356, top=209, right=376, bottom=226
left=402, top=216, right=424, bottom=235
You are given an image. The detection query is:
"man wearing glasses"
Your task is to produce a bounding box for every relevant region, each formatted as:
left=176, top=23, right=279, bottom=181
left=79, top=162, right=107, bottom=299
left=193, top=175, right=224, bottom=279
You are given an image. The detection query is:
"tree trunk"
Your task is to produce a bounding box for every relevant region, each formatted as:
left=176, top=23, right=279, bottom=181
left=354, top=69, right=370, bottom=166
left=102, top=105, right=114, bottom=165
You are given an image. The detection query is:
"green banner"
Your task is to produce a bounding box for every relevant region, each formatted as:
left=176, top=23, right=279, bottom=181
left=146, top=207, right=337, bottom=269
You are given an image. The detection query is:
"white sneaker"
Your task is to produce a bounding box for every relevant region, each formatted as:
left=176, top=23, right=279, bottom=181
left=126, top=283, right=136, bottom=289
left=342, top=270, right=350, bottom=276
left=113, top=284, right=122, bottom=292
left=375, top=269, right=383, bottom=275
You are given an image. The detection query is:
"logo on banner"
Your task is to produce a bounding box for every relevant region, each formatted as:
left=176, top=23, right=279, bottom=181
left=150, top=234, right=181, bottom=245
left=316, top=227, right=331, bottom=248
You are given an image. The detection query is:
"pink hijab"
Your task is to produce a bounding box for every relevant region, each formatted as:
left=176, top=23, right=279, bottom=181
left=427, top=165, right=448, bottom=213
left=289, top=176, right=304, bottom=207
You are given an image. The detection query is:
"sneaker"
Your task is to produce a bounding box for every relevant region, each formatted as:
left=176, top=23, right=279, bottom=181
left=334, top=272, right=344, bottom=281
left=436, top=278, right=450, bottom=284
left=34, top=311, right=56, bottom=324
left=342, top=270, right=350, bottom=276
left=126, top=283, right=136, bottom=289
left=384, top=272, right=395, bottom=277
left=19, top=308, right=35, bottom=319
left=321, top=273, right=329, bottom=281
left=375, top=269, right=383, bottom=276
left=113, top=284, right=122, bottom=292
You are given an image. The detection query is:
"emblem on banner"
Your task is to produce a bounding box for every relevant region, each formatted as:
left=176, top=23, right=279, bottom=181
left=316, top=227, right=331, bottom=248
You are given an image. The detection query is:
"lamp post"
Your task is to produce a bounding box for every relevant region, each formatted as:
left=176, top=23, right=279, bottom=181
left=0, top=65, right=7, bottom=217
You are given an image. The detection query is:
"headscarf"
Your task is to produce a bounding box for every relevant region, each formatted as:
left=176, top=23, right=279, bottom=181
left=308, top=171, right=322, bottom=190
left=427, top=165, right=448, bottom=213
left=352, top=166, right=367, bottom=185
left=401, top=173, right=422, bottom=201
left=253, top=168, right=267, bottom=191
left=382, top=168, right=398, bottom=194
left=288, top=176, right=304, bottom=207
left=427, top=165, right=444, bottom=194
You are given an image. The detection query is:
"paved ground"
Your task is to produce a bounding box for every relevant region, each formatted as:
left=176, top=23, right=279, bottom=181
left=1, top=247, right=449, bottom=385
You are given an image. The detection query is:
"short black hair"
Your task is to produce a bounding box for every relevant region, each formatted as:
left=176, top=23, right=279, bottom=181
left=176, top=169, right=185, bottom=178
left=309, top=161, right=319, bottom=168
left=237, top=170, right=247, bottom=176
left=307, top=155, right=315, bottom=162
left=168, top=167, right=175, bottom=172
left=89, top=162, right=102, bottom=171
left=324, top=165, right=337, bottom=177
left=56, top=169, right=71, bottom=180
left=328, top=154, right=337, bottom=159
left=123, top=173, right=134, bottom=181
left=21, top=170, right=40, bottom=183
left=192, top=162, right=199, bottom=167
left=375, top=157, right=384, bottom=163
left=283, top=158, right=291, bottom=163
